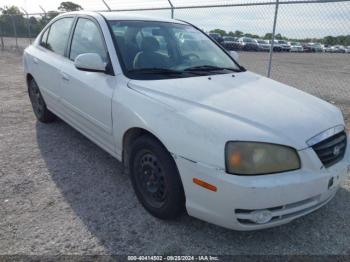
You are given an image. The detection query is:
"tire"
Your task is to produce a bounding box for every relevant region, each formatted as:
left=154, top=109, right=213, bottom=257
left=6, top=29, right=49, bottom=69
left=129, top=135, right=185, bottom=219
left=28, top=78, right=56, bottom=123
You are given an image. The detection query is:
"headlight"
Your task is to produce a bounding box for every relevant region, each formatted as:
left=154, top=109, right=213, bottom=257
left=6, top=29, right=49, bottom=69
left=225, top=142, right=300, bottom=175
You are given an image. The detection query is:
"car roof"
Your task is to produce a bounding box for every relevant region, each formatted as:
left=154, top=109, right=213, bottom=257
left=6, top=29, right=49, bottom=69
left=61, top=11, right=186, bottom=24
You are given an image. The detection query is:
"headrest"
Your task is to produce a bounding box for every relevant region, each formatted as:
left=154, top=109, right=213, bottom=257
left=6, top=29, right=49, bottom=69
left=141, top=37, right=160, bottom=52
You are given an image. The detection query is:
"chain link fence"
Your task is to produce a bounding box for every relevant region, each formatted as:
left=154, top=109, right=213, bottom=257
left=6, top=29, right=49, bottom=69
left=0, top=0, right=349, bottom=123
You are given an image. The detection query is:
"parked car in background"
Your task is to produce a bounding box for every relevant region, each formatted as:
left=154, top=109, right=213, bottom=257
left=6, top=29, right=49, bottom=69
left=255, top=39, right=271, bottom=52
left=323, top=44, right=333, bottom=53
left=223, top=36, right=237, bottom=42
left=310, top=43, right=324, bottom=52
left=331, top=45, right=346, bottom=53
left=209, top=33, right=224, bottom=44
left=277, top=40, right=291, bottom=52
left=268, top=40, right=283, bottom=52
left=288, top=42, right=303, bottom=52
left=24, top=11, right=349, bottom=231
left=222, top=36, right=241, bottom=51
left=301, top=43, right=313, bottom=52
left=345, top=46, right=350, bottom=53
left=238, top=37, right=259, bottom=51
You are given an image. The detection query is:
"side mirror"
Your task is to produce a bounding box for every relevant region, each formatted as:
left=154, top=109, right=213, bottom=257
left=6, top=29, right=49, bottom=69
left=74, top=53, right=106, bottom=72
left=229, top=51, right=239, bottom=62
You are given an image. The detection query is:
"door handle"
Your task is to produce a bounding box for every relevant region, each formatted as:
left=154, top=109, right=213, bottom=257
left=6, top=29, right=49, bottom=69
left=60, top=71, right=70, bottom=81
left=33, top=57, right=39, bottom=64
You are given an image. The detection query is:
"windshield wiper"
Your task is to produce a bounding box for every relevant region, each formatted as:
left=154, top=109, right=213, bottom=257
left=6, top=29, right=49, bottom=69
left=184, top=65, right=239, bottom=72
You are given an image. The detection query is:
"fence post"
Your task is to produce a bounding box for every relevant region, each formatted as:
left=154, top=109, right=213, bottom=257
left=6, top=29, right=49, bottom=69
left=10, top=15, right=19, bottom=49
left=39, top=6, right=47, bottom=24
left=22, top=8, right=32, bottom=44
left=0, top=21, right=4, bottom=50
left=167, top=0, right=175, bottom=19
left=102, top=0, right=112, bottom=11
left=267, top=0, right=279, bottom=78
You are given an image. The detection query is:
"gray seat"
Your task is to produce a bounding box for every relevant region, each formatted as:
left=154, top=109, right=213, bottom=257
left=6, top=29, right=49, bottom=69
left=133, top=37, right=170, bottom=69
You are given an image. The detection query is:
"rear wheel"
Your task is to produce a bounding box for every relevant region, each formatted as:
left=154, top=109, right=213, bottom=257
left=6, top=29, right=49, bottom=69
left=129, top=135, right=185, bottom=219
left=28, top=78, right=55, bottom=123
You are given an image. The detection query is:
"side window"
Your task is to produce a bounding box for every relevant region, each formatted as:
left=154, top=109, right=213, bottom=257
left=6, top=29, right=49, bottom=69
left=70, top=18, right=107, bottom=62
left=40, top=28, right=49, bottom=48
left=46, top=18, right=74, bottom=56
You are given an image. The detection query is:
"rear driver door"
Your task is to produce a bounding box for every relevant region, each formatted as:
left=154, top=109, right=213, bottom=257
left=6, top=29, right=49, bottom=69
left=31, top=17, right=74, bottom=111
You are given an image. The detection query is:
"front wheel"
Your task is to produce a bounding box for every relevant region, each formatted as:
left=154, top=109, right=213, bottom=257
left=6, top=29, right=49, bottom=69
left=129, top=135, right=185, bottom=219
left=28, top=78, right=55, bottom=123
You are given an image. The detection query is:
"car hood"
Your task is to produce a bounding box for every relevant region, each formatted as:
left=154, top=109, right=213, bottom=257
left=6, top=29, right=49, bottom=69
left=128, top=71, right=343, bottom=150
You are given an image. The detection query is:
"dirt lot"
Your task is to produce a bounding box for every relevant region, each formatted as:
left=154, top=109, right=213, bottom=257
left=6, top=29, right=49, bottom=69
left=0, top=50, right=350, bottom=256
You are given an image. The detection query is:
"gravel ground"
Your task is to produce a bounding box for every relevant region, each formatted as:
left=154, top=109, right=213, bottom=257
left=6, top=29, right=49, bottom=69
left=0, top=50, right=349, bottom=256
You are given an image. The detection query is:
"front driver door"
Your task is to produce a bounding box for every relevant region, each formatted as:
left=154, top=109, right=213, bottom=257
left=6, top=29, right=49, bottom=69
left=59, top=17, right=117, bottom=154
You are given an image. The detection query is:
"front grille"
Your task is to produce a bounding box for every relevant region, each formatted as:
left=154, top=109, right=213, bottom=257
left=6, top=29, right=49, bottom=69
left=312, top=131, right=347, bottom=168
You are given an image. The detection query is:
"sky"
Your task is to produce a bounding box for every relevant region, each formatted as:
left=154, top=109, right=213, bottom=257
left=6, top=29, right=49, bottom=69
left=1, top=0, right=349, bottom=38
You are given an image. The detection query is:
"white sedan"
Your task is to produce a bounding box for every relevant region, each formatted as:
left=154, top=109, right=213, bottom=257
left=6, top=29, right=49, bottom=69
left=288, top=42, right=304, bottom=52
left=345, top=46, right=350, bottom=53
left=23, top=11, right=350, bottom=230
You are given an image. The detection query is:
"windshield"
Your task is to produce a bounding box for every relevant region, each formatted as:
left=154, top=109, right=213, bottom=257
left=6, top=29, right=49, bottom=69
left=108, top=20, right=241, bottom=80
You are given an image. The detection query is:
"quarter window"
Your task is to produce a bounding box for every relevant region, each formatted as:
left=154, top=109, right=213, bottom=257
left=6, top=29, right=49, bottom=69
left=70, top=18, right=107, bottom=62
left=40, top=28, right=49, bottom=48
left=46, top=17, right=74, bottom=56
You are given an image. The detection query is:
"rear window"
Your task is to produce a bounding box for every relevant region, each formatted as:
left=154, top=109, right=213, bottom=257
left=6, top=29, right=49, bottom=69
left=46, top=17, right=74, bottom=56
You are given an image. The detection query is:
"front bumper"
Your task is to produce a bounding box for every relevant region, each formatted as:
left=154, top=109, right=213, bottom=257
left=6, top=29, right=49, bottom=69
left=175, top=144, right=350, bottom=231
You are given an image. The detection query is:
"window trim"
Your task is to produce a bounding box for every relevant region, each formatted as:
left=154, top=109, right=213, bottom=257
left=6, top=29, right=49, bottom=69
left=68, top=15, right=114, bottom=75
left=38, top=15, right=76, bottom=58
left=39, top=27, right=50, bottom=48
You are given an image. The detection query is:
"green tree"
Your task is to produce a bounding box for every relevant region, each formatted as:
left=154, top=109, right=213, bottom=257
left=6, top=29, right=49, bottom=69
left=0, top=6, right=27, bottom=37
left=0, top=5, right=22, bottom=15
left=209, top=29, right=227, bottom=36
left=245, top=33, right=259, bottom=38
left=234, top=30, right=243, bottom=37
left=275, top=33, right=282, bottom=40
left=264, top=33, right=272, bottom=39
left=324, top=36, right=335, bottom=45
left=58, top=1, right=83, bottom=12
